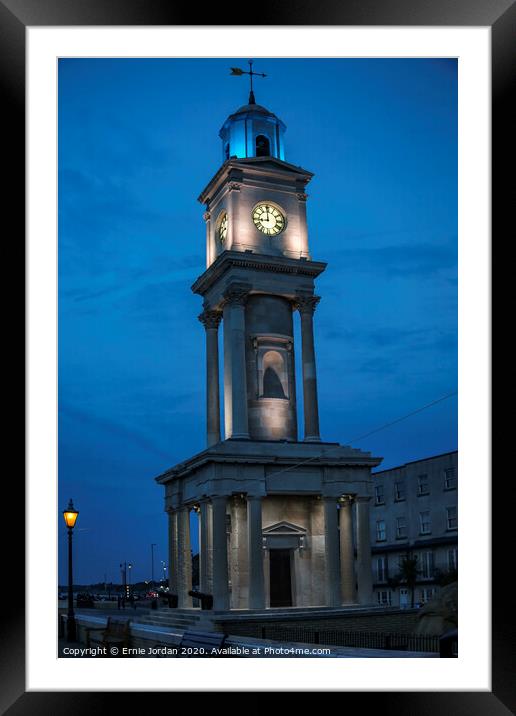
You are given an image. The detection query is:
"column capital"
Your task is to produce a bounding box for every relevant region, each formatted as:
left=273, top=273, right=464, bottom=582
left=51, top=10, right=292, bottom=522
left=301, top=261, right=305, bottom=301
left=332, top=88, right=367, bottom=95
left=198, top=309, right=222, bottom=329
left=294, top=294, right=320, bottom=315
left=339, top=495, right=354, bottom=506
left=223, top=283, right=250, bottom=307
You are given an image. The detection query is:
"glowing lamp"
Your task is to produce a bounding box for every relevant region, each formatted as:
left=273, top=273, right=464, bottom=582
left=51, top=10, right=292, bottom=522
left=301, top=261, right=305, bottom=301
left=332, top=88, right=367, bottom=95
left=63, top=499, right=79, bottom=529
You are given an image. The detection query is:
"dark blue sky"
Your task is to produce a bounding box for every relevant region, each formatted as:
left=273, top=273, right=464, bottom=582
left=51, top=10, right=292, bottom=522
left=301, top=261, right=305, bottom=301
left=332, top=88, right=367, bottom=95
left=58, top=58, right=457, bottom=585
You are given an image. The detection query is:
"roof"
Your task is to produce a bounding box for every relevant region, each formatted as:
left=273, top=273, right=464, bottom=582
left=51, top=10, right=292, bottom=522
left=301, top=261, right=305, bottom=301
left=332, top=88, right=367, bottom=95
left=220, top=100, right=286, bottom=134
left=231, top=103, right=275, bottom=117
left=372, top=450, right=458, bottom=476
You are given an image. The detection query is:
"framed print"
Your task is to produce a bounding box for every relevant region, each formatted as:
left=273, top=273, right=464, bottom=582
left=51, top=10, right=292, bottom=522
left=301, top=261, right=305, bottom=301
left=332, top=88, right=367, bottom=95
left=6, top=0, right=511, bottom=709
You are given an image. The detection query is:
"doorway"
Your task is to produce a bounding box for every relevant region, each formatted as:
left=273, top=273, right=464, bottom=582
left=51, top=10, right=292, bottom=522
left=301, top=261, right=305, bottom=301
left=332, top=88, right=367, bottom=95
left=269, top=549, right=293, bottom=607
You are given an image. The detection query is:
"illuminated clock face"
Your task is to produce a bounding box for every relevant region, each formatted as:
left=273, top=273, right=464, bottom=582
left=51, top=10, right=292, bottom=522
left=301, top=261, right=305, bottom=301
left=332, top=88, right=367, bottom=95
left=252, top=203, right=286, bottom=236
left=217, top=211, right=228, bottom=243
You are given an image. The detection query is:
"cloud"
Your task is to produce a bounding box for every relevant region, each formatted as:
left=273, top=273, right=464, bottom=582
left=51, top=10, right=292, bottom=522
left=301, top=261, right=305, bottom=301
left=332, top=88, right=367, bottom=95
left=327, top=241, right=457, bottom=279
left=323, top=325, right=456, bottom=354
left=59, top=401, right=175, bottom=462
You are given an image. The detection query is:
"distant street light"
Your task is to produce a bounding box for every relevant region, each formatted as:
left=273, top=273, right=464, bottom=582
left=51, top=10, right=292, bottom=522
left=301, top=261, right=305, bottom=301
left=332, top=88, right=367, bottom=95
left=120, top=562, right=128, bottom=597
left=151, top=543, right=157, bottom=586
left=62, top=499, right=79, bottom=642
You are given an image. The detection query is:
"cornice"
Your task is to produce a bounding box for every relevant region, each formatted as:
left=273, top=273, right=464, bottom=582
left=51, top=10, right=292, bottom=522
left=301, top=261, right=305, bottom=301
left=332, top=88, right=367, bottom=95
left=191, top=250, right=327, bottom=296
left=198, top=157, right=314, bottom=205
left=155, top=445, right=382, bottom=484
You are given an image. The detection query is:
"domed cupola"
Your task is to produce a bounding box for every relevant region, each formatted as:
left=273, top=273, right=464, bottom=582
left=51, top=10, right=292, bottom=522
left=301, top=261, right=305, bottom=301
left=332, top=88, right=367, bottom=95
left=219, top=92, right=286, bottom=162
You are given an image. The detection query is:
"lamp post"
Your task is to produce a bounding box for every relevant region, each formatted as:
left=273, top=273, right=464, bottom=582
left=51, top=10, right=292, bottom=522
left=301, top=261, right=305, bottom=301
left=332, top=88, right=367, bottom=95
left=120, top=562, right=127, bottom=597
left=62, top=499, right=79, bottom=642
left=151, top=543, right=156, bottom=587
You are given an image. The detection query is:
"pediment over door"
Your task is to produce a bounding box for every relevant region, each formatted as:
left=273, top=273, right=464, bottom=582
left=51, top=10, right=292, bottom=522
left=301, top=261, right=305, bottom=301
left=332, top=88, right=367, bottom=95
left=262, top=521, right=307, bottom=536
left=262, top=521, right=307, bottom=550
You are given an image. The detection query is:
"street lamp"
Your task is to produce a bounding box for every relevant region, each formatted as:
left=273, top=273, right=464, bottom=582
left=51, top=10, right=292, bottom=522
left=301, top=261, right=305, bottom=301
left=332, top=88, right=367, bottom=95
left=151, top=543, right=156, bottom=587
left=62, top=499, right=79, bottom=642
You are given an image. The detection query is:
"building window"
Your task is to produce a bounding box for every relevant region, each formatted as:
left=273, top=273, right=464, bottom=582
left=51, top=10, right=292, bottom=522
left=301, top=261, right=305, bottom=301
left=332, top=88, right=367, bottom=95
left=255, top=134, right=271, bottom=157
left=376, top=556, right=387, bottom=582
left=444, top=467, right=457, bottom=490
left=224, top=142, right=230, bottom=160
left=417, top=474, right=430, bottom=496
left=398, top=554, right=406, bottom=570
left=420, top=551, right=434, bottom=579
left=394, top=481, right=406, bottom=501
left=396, top=516, right=407, bottom=539
left=377, top=590, right=392, bottom=607
left=376, top=520, right=386, bottom=542
left=419, top=588, right=435, bottom=604
left=446, top=506, right=458, bottom=530
left=419, top=511, right=431, bottom=535
left=374, top=484, right=385, bottom=505
left=448, top=548, right=458, bottom=571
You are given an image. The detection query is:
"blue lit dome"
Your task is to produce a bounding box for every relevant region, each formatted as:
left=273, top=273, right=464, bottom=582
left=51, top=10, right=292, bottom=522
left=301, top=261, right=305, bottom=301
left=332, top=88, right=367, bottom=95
left=219, top=95, right=286, bottom=162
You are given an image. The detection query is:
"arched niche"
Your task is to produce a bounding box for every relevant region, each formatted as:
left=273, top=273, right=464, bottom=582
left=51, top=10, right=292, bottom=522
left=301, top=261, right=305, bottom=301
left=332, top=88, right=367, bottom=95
left=260, top=349, right=288, bottom=399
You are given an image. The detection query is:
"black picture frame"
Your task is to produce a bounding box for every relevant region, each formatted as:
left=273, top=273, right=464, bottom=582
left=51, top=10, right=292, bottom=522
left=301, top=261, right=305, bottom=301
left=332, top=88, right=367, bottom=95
left=7, top=0, right=510, bottom=710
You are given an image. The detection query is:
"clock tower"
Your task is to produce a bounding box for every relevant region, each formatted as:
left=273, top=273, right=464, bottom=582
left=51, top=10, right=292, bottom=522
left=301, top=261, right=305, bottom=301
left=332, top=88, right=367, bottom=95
left=156, top=84, right=382, bottom=613
left=195, top=94, right=325, bottom=444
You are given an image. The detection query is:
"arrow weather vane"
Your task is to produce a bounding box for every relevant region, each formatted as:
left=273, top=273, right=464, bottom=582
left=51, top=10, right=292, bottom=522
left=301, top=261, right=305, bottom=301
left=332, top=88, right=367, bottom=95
left=230, top=59, right=267, bottom=104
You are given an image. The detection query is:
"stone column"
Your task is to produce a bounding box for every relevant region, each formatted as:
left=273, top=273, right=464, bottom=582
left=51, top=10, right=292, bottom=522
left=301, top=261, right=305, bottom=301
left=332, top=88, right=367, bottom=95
left=177, top=506, right=192, bottom=608
left=229, top=496, right=248, bottom=608
left=203, top=210, right=212, bottom=267
left=355, top=497, right=374, bottom=605
left=296, top=192, right=310, bottom=258
left=211, top=496, right=230, bottom=610
left=295, top=295, right=321, bottom=441
left=207, top=503, right=214, bottom=594
left=247, top=496, right=265, bottom=609
left=226, top=182, right=240, bottom=251
left=198, top=309, right=222, bottom=447
left=223, top=285, right=250, bottom=439
left=167, top=509, right=178, bottom=596
left=339, top=497, right=357, bottom=604
left=323, top=497, right=341, bottom=607
left=199, top=502, right=209, bottom=593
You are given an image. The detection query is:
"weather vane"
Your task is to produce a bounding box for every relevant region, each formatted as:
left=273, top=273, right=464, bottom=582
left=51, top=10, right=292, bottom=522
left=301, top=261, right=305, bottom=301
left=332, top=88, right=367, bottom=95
left=230, top=59, right=267, bottom=104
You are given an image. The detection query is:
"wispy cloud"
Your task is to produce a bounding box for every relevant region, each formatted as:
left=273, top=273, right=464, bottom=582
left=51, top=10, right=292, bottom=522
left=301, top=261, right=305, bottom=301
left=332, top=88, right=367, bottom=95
left=326, top=241, right=457, bottom=279
left=59, top=401, right=176, bottom=462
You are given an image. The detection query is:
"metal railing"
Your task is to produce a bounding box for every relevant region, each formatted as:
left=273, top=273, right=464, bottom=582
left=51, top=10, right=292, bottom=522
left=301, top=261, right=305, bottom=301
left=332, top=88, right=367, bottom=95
left=252, top=625, right=440, bottom=653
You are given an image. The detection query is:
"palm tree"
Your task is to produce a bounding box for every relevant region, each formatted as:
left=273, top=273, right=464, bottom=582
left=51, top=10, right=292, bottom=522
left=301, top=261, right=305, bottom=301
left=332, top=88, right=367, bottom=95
left=398, top=553, right=419, bottom=608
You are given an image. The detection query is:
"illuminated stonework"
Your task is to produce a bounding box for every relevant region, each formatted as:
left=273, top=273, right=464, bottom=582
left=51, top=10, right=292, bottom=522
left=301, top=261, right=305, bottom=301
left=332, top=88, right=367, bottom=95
left=156, top=91, right=382, bottom=613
